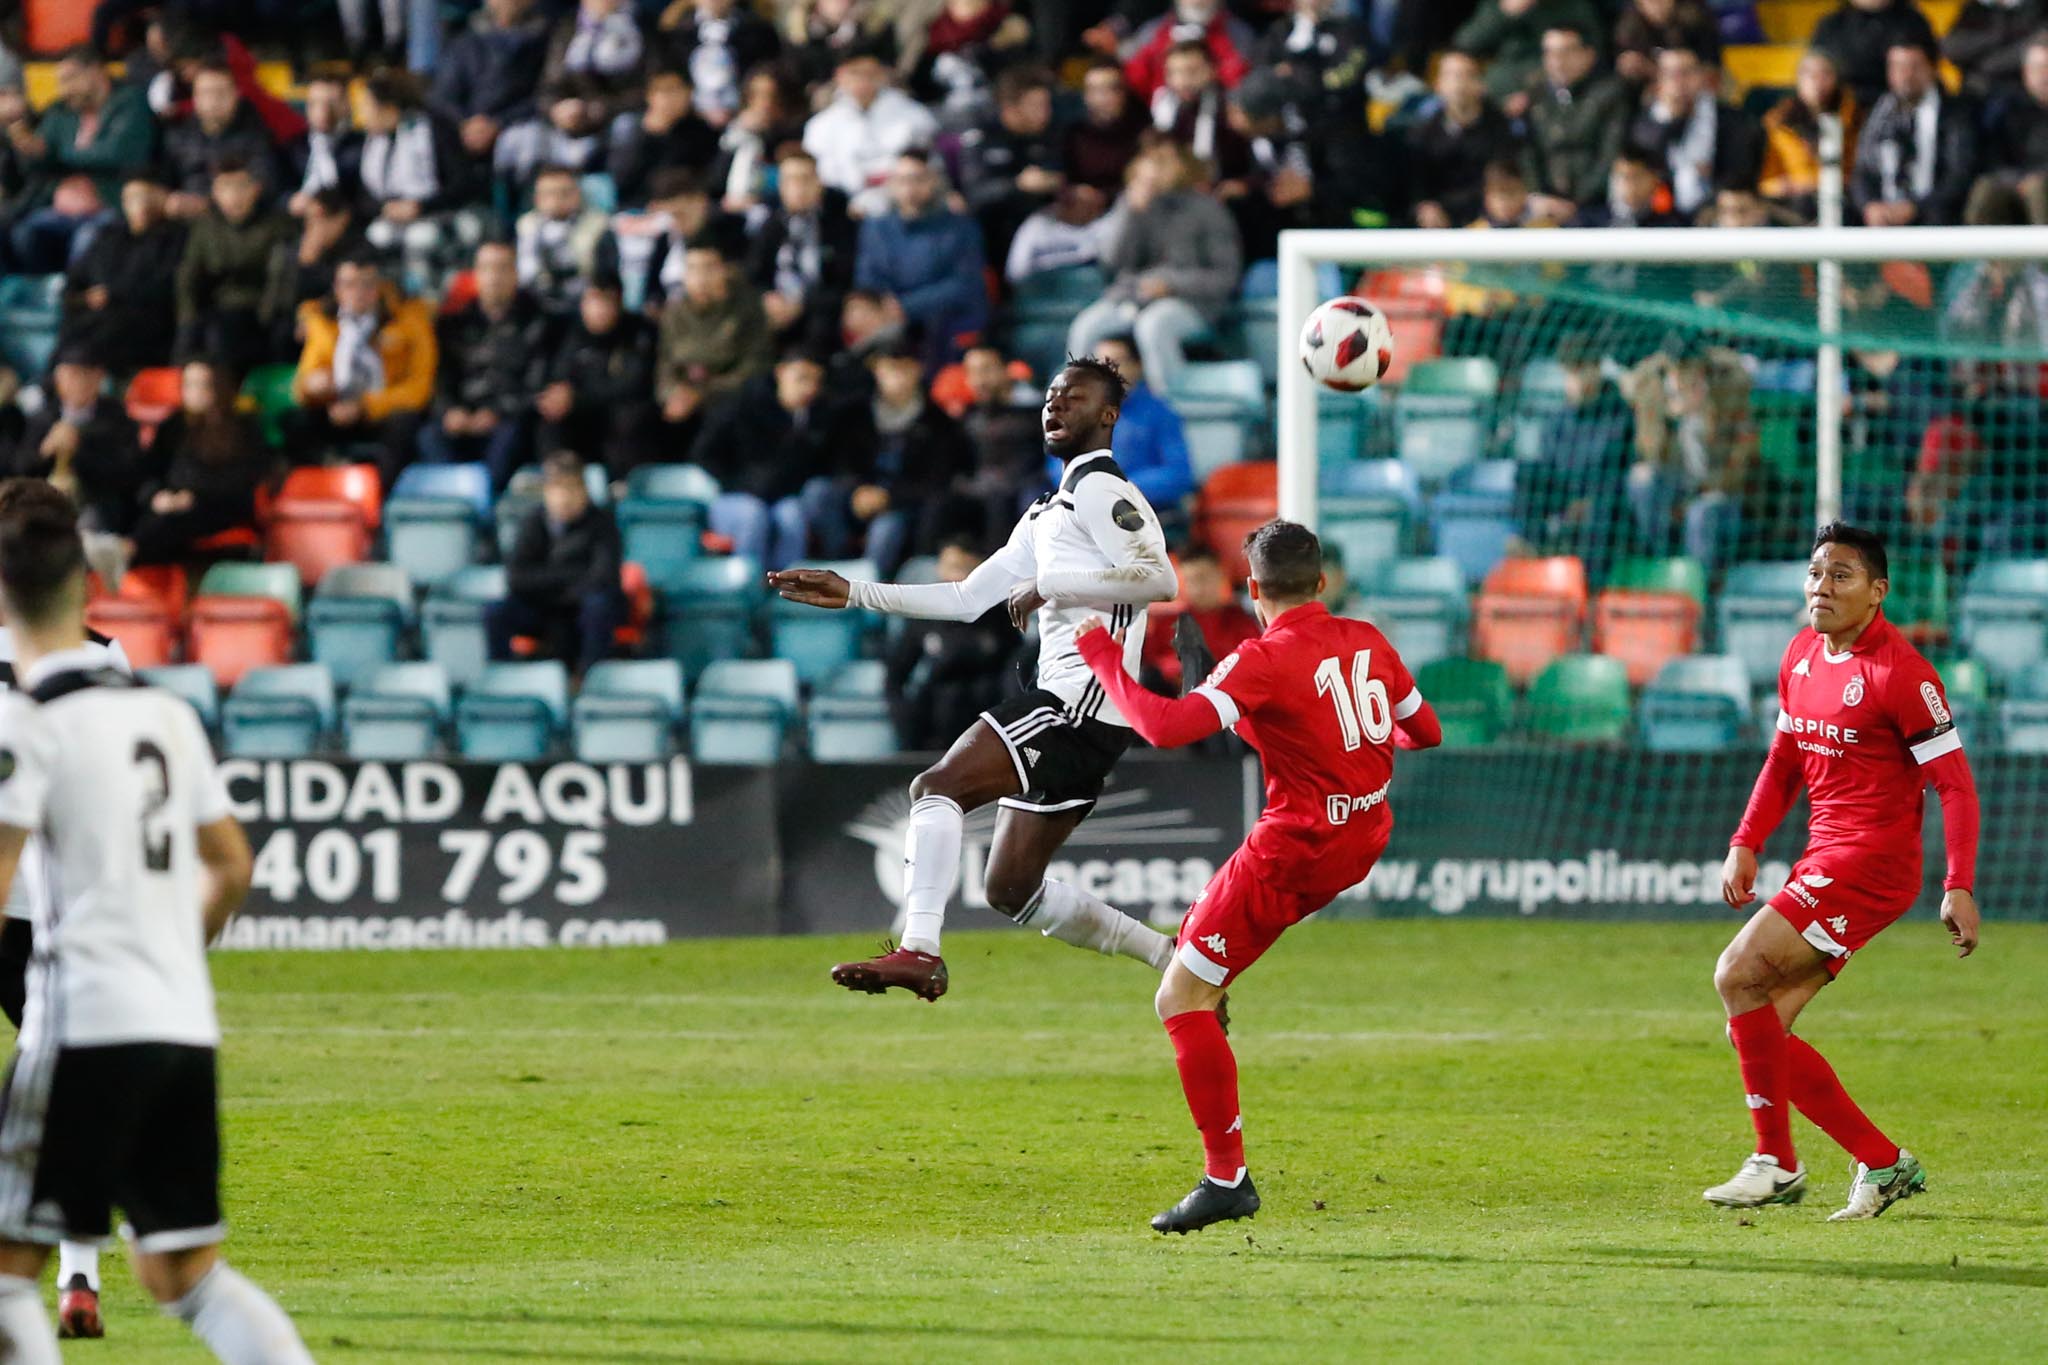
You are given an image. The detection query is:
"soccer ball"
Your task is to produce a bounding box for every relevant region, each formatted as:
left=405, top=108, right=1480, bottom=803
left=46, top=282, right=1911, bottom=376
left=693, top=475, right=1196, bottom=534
left=1299, top=297, right=1395, bottom=393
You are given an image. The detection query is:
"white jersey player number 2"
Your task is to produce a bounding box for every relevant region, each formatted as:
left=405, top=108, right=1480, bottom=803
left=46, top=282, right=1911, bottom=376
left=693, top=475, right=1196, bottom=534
left=1315, top=651, right=1394, bottom=751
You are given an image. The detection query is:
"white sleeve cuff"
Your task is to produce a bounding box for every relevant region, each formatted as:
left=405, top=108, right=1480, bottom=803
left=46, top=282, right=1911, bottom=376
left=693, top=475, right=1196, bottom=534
left=1394, top=686, right=1423, bottom=721
left=1192, top=685, right=1240, bottom=729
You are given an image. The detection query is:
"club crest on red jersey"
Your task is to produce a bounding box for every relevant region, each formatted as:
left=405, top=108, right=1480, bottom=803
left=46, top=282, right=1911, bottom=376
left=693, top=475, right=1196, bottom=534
left=1842, top=676, right=1865, bottom=707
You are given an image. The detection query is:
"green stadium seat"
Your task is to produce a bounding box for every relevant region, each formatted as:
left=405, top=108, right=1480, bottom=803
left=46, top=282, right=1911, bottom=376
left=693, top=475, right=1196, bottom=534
left=198, top=561, right=303, bottom=623
left=770, top=559, right=874, bottom=684
left=1609, top=556, right=1709, bottom=606
left=308, top=563, right=414, bottom=690
left=661, top=557, right=764, bottom=673
left=807, top=661, right=898, bottom=761
left=457, top=661, right=570, bottom=761
left=1886, top=554, right=1949, bottom=637
left=343, top=662, right=451, bottom=759
left=240, top=364, right=299, bottom=447
left=140, top=664, right=220, bottom=731
left=691, top=659, right=799, bottom=764
left=422, top=565, right=508, bottom=689
left=1640, top=655, right=1751, bottom=753
left=1011, top=264, right=1108, bottom=317
left=222, top=664, right=336, bottom=757
left=572, top=659, right=686, bottom=762
left=1354, top=556, right=1468, bottom=671
left=1415, top=658, right=1512, bottom=748
left=1961, top=559, right=2048, bottom=687
left=1526, top=656, right=1632, bottom=744
left=1935, top=656, right=1991, bottom=751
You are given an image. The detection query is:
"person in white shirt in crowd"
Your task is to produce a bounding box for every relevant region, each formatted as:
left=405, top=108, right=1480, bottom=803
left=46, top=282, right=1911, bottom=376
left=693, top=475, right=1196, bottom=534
left=803, top=44, right=941, bottom=218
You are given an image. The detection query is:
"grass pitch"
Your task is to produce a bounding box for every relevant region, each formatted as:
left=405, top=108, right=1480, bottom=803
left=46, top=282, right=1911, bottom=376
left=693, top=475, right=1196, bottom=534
left=72, top=920, right=2048, bottom=1363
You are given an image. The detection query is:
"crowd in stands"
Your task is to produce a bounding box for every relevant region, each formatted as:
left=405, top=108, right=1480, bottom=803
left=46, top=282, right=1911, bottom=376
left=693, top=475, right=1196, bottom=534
left=0, top=0, right=2040, bottom=757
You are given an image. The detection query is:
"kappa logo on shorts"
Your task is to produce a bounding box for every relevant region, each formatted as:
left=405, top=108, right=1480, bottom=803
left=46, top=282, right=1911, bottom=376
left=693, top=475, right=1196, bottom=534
left=1828, top=915, right=1849, bottom=935
left=1842, top=675, right=1865, bottom=707
left=1200, top=932, right=1228, bottom=957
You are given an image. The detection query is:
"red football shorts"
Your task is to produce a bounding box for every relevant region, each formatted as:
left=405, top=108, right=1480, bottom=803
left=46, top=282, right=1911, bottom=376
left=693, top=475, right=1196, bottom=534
left=1766, top=853, right=1919, bottom=977
left=1175, top=843, right=1377, bottom=988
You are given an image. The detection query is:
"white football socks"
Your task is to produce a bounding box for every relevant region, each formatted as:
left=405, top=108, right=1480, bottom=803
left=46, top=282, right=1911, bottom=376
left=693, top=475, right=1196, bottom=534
left=1030, top=880, right=1175, bottom=971
left=0, top=1273, right=58, bottom=1364
left=57, top=1240, right=97, bottom=1292
left=167, top=1262, right=314, bottom=1365
left=900, top=794, right=963, bottom=956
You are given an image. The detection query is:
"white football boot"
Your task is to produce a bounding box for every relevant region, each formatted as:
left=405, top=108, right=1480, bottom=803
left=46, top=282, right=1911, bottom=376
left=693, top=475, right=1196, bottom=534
left=1703, top=1153, right=1808, bottom=1207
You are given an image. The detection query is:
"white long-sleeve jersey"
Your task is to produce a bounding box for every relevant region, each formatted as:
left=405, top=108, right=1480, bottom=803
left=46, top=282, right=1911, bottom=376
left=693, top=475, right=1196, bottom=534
left=847, top=451, right=1176, bottom=728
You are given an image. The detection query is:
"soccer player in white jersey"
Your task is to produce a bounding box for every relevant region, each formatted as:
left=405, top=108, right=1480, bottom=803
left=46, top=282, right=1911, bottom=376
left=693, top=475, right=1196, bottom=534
left=771, top=356, right=1182, bottom=999
left=0, top=484, right=314, bottom=1365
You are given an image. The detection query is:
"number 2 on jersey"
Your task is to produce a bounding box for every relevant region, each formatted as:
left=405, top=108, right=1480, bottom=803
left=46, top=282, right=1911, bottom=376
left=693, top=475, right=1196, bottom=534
left=1315, top=651, right=1393, bottom=750
left=133, top=739, right=172, bottom=872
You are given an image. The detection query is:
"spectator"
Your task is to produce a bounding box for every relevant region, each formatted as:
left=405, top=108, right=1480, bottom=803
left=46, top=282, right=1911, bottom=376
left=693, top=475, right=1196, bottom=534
left=1628, top=45, right=1764, bottom=219
left=1852, top=41, right=1978, bottom=226
left=1475, top=158, right=1555, bottom=226
left=825, top=287, right=909, bottom=398
left=804, top=47, right=940, bottom=219
left=360, top=70, right=480, bottom=288
left=1512, top=332, right=1630, bottom=574
left=1812, top=0, right=1937, bottom=107
left=141, top=23, right=306, bottom=148
left=61, top=172, right=185, bottom=375
left=1521, top=25, right=1630, bottom=222
left=433, top=0, right=554, bottom=167
left=123, top=360, right=267, bottom=566
left=959, top=65, right=1065, bottom=268
left=663, top=0, right=782, bottom=124
left=607, top=66, right=719, bottom=209
left=1150, top=42, right=1253, bottom=186
left=1408, top=51, right=1518, bottom=228
left=516, top=165, right=610, bottom=314
left=884, top=536, right=1012, bottom=748
left=854, top=150, right=989, bottom=369
left=1046, top=335, right=1193, bottom=513
left=1256, top=0, right=1376, bottom=112
left=174, top=159, right=295, bottom=375
left=912, top=0, right=1033, bottom=125
left=1944, top=0, right=2048, bottom=99
left=1123, top=0, right=1255, bottom=102
left=495, top=0, right=646, bottom=191
left=5, top=344, right=144, bottom=536
left=851, top=343, right=976, bottom=574
left=745, top=148, right=858, bottom=347
left=1225, top=67, right=1393, bottom=257
left=615, top=167, right=748, bottom=309
left=788, top=0, right=900, bottom=93
left=289, top=76, right=364, bottom=216
left=1622, top=331, right=1756, bottom=572
left=266, top=188, right=368, bottom=345
left=1066, top=139, right=1241, bottom=394
left=1064, top=58, right=1149, bottom=195
left=289, top=254, right=439, bottom=477
left=1760, top=49, right=1864, bottom=219
left=1006, top=183, right=1109, bottom=282
left=1612, top=0, right=1719, bottom=91
left=488, top=451, right=624, bottom=677
left=1453, top=0, right=1608, bottom=106
left=708, top=64, right=803, bottom=209
left=4, top=47, right=155, bottom=273
left=1963, top=34, right=2048, bottom=224
left=689, top=350, right=844, bottom=568
left=1570, top=150, right=1684, bottom=228
left=425, top=241, right=552, bottom=487
left=536, top=275, right=661, bottom=473
left=162, top=60, right=280, bottom=218
left=958, top=341, right=1048, bottom=533
left=656, top=241, right=775, bottom=449
left=1142, top=547, right=1258, bottom=690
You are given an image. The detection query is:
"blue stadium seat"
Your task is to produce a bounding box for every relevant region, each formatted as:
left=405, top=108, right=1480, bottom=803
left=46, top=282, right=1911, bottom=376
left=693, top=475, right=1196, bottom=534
left=660, top=557, right=764, bottom=673
left=1432, top=513, right=1517, bottom=587
left=1314, top=393, right=1372, bottom=466
left=690, top=659, right=798, bottom=764
left=1639, top=654, right=1752, bottom=753
left=386, top=497, right=480, bottom=590
left=1959, top=559, right=2048, bottom=687
left=1321, top=460, right=1426, bottom=574
left=572, top=659, right=686, bottom=762
left=625, top=464, right=721, bottom=505
left=1511, top=359, right=1570, bottom=461
left=198, top=561, right=303, bottom=622
left=617, top=497, right=704, bottom=591
left=421, top=565, right=508, bottom=689
left=807, top=661, right=897, bottom=761
left=1175, top=400, right=1254, bottom=483
left=391, top=462, right=492, bottom=519
left=1352, top=556, right=1468, bottom=670
left=1168, top=360, right=1265, bottom=412
left=456, top=661, right=569, bottom=761
left=1394, top=357, right=1498, bottom=485
left=308, top=563, right=414, bottom=689
left=221, top=664, right=336, bottom=758
left=1717, top=560, right=1809, bottom=689
left=1012, top=264, right=1108, bottom=314
left=141, top=664, right=221, bottom=731
left=343, top=662, right=451, bottom=759
left=770, top=560, right=873, bottom=684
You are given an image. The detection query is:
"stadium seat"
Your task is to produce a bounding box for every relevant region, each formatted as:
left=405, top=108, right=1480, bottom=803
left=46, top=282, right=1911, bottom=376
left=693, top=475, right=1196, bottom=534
left=84, top=599, right=178, bottom=669
left=808, top=661, right=898, bottom=761
left=1314, top=392, right=1372, bottom=466
left=1322, top=457, right=1425, bottom=519
left=1959, top=559, right=2048, bottom=687
left=390, top=462, right=493, bottom=519
left=1168, top=360, right=1264, bottom=412
left=660, top=557, right=765, bottom=673
left=1197, top=462, right=1279, bottom=581
left=1593, top=589, right=1702, bottom=687
left=617, top=497, right=705, bottom=591
left=221, top=664, right=336, bottom=758
left=307, top=563, right=413, bottom=690
left=1510, top=359, right=1569, bottom=461
left=1432, top=512, right=1518, bottom=587
left=421, top=565, right=507, bottom=690
left=1640, top=655, right=1751, bottom=753
left=385, top=497, right=480, bottom=591
left=771, top=559, right=875, bottom=684
left=1886, top=554, right=1950, bottom=640
left=1353, top=556, right=1467, bottom=670
left=198, top=561, right=303, bottom=623
left=1526, top=656, right=1631, bottom=744
left=1716, top=560, right=1809, bottom=689
left=241, top=365, right=299, bottom=447
left=343, top=662, right=452, bottom=760
left=1414, top=658, right=1511, bottom=748
left=494, top=493, right=537, bottom=562
left=1382, top=312, right=1444, bottom=386
left=124, top=366, right=182, bottom=428
left=140, top=664, right=220, bottom=731
left=691, top=659, right=800, bottom=764
left=187, top=596, right=295, bottom=687
left=1178, top=401, right=1256, bottom=482
left=508, top=460, right=611, bottom=506
left=625, top=463, right=721, bottom=505
left=92, top=563, right=190, bottom=621
left=279, top=464, right=383, bottom=529
left=1473, top=557, right=1587, bottom=686
left=572, top=659, right=686, bottom=762
left=1012, top=264, right=1109, bottom=314
left=456, top=661, right=570, bottom=761
left=266, top=497, right=371, bottom=588
left=1394, top=357, right=1497, bottom=485
left=1609, top=556, right=1709, bottom=607
left=1936, top=657, right=1991, bottom=750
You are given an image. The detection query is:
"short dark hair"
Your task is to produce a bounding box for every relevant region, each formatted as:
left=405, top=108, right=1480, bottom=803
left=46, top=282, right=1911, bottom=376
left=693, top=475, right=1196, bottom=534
left=191, top=58, right=236, bottom=84
left=210, top=154, right=254, bottom=180
left=0, top=480, right=85, bottom=627
left=1615, top=148, right=1662, bottom=177
left=1889, top=38, right=1939, bottom=64
left=1166, top=40, right=1213, bottom=65
left=364, top=70, right=420, bottom=110
left=1244, top=519, right=1323, bottom=600
left=533, top=163, right=580, bottom=185
left=1062, top=353, right=1129, bottom=406
left=648, top=167, right=704, bottom=201
left=307, top=186, right=353, bottom=217
left=996, top=65, right=1054, bottom=106
left=1812, top=521, right=1888, bottom=581
left=1178, top=545, right=1221, bottom=569
left=541, top=451, right=586, bottom=485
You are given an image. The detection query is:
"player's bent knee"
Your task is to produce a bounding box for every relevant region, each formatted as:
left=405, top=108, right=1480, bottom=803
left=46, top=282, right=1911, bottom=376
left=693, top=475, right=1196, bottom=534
left=982, top=871, right=1035, bottom=920
left=133, top=1245, right=217, bottom=1305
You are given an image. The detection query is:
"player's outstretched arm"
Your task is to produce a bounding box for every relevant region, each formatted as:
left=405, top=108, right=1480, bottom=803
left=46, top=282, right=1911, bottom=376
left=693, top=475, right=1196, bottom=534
left=1923, top=748, right=1981, bottom=957
left=1395, top=700, right=1442, bottom=751
left=196, top=817, right=253, bottom=945
left=1076, top=619, right=1225, bottom=749
left=770, top=523, right=1037, bottom=623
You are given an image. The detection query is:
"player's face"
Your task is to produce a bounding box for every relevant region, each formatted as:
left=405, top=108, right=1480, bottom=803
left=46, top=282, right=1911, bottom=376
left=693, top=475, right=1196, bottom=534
left=1042, top=371, right=1113, bottom=456
left=1807, top=544, right=1886, bottom=636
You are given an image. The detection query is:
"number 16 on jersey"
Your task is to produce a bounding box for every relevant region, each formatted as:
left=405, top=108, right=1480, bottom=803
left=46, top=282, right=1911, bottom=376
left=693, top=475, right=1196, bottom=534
left=1315, top=651, right=1393, bottom=750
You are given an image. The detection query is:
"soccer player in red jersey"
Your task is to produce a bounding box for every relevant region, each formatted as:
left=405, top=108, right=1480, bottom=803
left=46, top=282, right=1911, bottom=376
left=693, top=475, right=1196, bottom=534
left=1076, top=520, right=1442, bottom=1233
left=1709, top=523, right=1981, bottom=1219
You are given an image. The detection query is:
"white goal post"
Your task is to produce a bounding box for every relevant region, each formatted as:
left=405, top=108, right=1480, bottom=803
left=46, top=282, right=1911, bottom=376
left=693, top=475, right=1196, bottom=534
left=1275, top=225, right=2048, bottom=535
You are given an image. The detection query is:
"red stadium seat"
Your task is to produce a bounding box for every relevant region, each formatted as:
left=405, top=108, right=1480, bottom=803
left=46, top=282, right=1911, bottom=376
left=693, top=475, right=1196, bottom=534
left=84, top=600, right=178, bottom=669
left=187, top=596, right=294, bottom=687
left=1484, top=556, right=1589, bottom=610
left=1382, top=313, right=1444, bottom=385
left=278, top=463, right=383, bottom=529
left=266, top=498, right=370, bottom=588
left=1474, top=557, right=1588, bottom=685
left=89, top=563, right=193, bottom=622
left=1196, top=462, right=1279, bottom=581
left=124, top=367, right=183, bottom=427
left=1593, top=589, right=1701, bottom=687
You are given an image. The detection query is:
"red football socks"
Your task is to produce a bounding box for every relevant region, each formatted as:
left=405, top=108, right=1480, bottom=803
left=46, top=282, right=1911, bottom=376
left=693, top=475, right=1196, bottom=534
left=1786, top=1034, right=1900, bottom=1170
left=1728, top=1004, right=1795, bottom=1167
left=1164, top=1010, right=1245, bottom=1182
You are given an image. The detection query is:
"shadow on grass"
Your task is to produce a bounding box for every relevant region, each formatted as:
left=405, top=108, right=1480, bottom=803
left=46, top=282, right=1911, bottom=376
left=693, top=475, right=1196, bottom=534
left=1285, top=1247, right=2048, bottom=1291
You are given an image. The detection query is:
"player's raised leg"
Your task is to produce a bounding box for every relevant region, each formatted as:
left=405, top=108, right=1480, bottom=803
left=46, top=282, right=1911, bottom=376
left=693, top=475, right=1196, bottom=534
left=133, top=1245, right=312, bottom=1365
left=983, top=807, right=1174, bottom=971
left=1703, top=904, right=1829, bottom=1207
